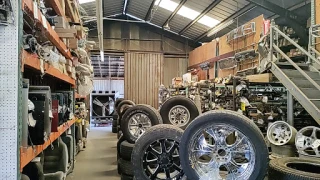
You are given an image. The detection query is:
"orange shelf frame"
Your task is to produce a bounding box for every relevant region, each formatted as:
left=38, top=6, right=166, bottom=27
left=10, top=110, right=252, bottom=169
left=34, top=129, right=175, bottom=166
left=22, top=0, right=72, bottom=60
left=22, top=50, right=76, bottom=86
left=44, top=0, right=65, bottom=16
left=20, top=119, right=75, bottom=171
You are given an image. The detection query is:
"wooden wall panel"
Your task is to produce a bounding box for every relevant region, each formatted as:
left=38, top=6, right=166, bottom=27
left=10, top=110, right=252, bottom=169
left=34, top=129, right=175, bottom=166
left=189, top=40, right=217, bottom=66
left=163, top=57, right=188, bottom=86
left=219, top=15, right=264, bottom=55
left=316, top=0, right=320, bottom=51
left=124, top=52, right=164, bottom=108
left=218, top=68, right=237, bottom=78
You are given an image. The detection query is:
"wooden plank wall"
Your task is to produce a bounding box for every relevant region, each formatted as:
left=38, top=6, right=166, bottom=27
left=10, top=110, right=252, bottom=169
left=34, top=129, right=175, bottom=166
left=217, top=15, right=264, bottom=77
left=189, top=40, right=217, bottom=66
left=124, top=52, right=163, bottom=108
left=163, top=57, right=188, bottom=87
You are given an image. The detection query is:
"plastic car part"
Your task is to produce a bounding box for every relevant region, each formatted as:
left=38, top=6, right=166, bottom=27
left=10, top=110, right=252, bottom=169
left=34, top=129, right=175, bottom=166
left=179, top=110, right=268, bottom=180
left=131, top=124, right=185, bottom=180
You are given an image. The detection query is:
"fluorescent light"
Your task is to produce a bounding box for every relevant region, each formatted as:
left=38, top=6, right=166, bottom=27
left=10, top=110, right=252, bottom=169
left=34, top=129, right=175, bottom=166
left=79, top=0, right=94, bottom=4
left=177, top=6, right=200, bottom=20
left=199, top=16, right=220, bottom=28
left=207, top=19, right=235, bottom=37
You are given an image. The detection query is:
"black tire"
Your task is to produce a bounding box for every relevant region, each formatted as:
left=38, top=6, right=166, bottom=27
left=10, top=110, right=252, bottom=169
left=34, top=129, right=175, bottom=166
left=113, top=110, right=118, bottom=121
left=179, top=110, right=268, bottom=180
left=117, top=159, right=121, bottom=175
left=112, top=126, right=117, bottom=133
left=117, top=128, right=122, bottom=139
left=132, top=124, right=185, bottom=180
left=269, top=157, right=320, bottom=180
left=115, top=98, right=124, bottom=109
left=121, top=174, right=134, bottom=180
left=118, top=105, right=132, bottom=126
left=119, top=158, right=134, bottom=176
left=159, top=96, right=199, bottom=129
left=120, top=141, right=134, bottom=161
left=121, top=105, right=163, bottom=143
left=117, top=100, right=135, bottom=114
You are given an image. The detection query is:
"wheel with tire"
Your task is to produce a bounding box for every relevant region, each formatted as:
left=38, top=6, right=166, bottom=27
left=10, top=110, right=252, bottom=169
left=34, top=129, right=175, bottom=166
left=120, top=141, right=134, bottom=161
left=112, top=126, right=117, bottom=133
left=117, top=100, right=135, bottom=114
left=159, top=96, right=199, bottom=129
left=115, top=98, right=124, bottom=109
left=132, top=124, right=185, bottom=180
left=121, top=174, right=134, bottom=180
left=118, top=105, right=132, bottom=126
left=119, top=158, right=134, bottom=176
left=269, top=157, right=320, bottom=180
left=179, top=110, right=268, bottom=180
left=121, top=105, right=163, bottom=143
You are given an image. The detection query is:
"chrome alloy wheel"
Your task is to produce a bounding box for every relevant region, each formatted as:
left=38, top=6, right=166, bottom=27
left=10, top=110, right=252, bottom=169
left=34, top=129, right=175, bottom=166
left=168, top=105, right=190, bottom=127
left=143, top=139, right=183, bottom=179
left=189, top=124, right=255, bottom=180
left=295, top=126, right=320, bottom=157
left=128, top=113, right=152, bottom=139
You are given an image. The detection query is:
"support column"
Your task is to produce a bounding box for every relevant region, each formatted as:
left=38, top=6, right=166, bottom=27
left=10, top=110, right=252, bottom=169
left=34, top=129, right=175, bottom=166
left=287, top=91, right=294, bottom=126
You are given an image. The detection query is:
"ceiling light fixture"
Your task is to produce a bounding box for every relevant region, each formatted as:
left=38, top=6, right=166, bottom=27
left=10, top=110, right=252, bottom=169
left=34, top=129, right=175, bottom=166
left=207, top=19, right=235, bottom=37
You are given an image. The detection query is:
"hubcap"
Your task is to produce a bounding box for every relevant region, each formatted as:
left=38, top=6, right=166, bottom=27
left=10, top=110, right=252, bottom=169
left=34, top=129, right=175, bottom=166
left=168, top=105, right=190, bottom=127
left=128, top=113, right=152, bottom=139
left=189, top=124, right=255, bottom=180
left=143, top=139, right=183, bottom=179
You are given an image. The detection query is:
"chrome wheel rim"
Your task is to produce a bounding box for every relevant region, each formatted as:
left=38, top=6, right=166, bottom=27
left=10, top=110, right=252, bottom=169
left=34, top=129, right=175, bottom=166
left=189, top=124, right=255, bottom=180
left=128, top=113, right=152, bottom=139
left=168, top=105, right=190, bottom=127
left=295, top=126, right=320, bottom=157
left=143, top=139, right=183, bottom=179
left=267, top=121, right=295, bottom=145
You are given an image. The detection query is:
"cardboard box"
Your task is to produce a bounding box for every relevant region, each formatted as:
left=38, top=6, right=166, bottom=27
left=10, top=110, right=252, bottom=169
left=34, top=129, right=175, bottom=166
left=54, top=16, right=68, bottom=28
left=172, top=77, right=183, bottom=87
left=246, top=73, right=273, bottom=83
left=68, top=38, right=78, bottom=49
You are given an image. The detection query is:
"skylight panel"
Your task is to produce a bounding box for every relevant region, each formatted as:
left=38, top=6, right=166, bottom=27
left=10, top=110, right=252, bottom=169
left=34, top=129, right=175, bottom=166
left=177, top=6, right=200, bottom=20
left=198, top=15, right=220, bottom=28
left=79, top=0, right=95, bottom=4
left=155, top=0, right=179, bottom=12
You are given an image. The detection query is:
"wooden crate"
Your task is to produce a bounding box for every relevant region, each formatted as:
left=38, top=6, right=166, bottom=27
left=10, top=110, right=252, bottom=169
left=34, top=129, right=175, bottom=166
left=246, top=73, right=273, bottom=83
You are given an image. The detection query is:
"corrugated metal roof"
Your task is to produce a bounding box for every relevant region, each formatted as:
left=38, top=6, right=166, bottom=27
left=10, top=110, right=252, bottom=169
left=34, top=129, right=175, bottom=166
left=103, top=0, right=124, bottom=16
left=127, top=0, right=153, bottom=20
left=81, top=0, right=310, bottom=42
left=80, top=2, right=96, bottom=17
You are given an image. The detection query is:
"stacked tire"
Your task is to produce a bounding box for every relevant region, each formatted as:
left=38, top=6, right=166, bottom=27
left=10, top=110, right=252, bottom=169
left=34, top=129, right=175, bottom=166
left=117, top=103, right=163, bottom=180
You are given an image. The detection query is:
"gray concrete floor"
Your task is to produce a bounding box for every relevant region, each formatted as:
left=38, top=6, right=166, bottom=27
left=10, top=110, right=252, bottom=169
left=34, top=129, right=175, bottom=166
left=66, top=126, right=120, bottom=180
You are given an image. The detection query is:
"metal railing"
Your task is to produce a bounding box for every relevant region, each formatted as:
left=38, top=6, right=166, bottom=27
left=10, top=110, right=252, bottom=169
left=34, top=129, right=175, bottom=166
left=309, top=24, right=320, bottom=59
left=269, top=23, right=320, bottom=92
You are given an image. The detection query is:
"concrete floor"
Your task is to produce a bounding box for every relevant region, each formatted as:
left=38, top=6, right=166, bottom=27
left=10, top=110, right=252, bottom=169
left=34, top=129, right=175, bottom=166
left=66, top=126, right=120, bottom=180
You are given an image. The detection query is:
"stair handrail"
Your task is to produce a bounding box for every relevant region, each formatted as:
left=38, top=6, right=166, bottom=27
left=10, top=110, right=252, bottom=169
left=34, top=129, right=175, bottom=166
left=270, top=24, right=320, bottom=92
left=309, top=24, right=320, bottom=57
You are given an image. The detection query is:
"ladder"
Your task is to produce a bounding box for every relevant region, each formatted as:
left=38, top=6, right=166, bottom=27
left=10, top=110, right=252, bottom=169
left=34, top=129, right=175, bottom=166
left=265, top=23, right=320, bottom=124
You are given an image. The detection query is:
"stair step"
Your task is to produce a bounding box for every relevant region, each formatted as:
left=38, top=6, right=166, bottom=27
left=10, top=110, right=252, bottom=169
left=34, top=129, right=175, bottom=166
left=311, top=100, right=320, bottom=109
left=291, top=79, right=320, bottom=88
left=282, top=69, right=320, bottom=80
left=300, top=88, right=320, bottom=99
left=275, top=62, right=309, bottom=70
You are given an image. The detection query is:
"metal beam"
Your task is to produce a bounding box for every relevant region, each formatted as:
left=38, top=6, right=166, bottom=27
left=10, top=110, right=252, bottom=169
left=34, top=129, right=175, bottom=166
left=162, top=0, right=187, bottom=27
left=247, top=0, right=308, bottom=44
left=145, top=0, right=157, bottom=21
left=179, top=0, right=223, bottom=35
left=195, top=4, right=256, bottom=41
left=123, top=0, right=130, bottom=15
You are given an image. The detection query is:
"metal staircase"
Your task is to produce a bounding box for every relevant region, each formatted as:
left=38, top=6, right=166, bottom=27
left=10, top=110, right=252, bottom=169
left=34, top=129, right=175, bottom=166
left=265, top=23, right=320, bottom=124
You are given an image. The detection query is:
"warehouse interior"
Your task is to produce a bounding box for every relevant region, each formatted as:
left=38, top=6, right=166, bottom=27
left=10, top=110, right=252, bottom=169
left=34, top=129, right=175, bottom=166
left=1, top=0, right=320, bottom=179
